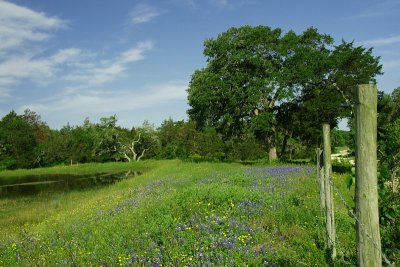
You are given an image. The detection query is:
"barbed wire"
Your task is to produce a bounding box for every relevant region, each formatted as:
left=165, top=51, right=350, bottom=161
left=329, top=178, right=393, bottom=267
left=315, top=162, right=347, bottom=264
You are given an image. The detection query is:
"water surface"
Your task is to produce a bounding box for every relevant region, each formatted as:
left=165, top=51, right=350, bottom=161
left=0, top=171, right=140, bottom=198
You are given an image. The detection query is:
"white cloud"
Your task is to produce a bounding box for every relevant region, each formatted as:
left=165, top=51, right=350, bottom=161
left=0, top=48, right=91, bottom=86
left=359, top=35, right=400, bottom=47
left=347, top=0, right=400, bottom=19
left=19, top=80, right=188, bottom=118
left=51, top=48, right=85, bottom=64
left=0, top=21, right=153, bottom=91
left=0, top=88, right=11, bottom=102
left=130, top=4, right=163, bottom=24
left=178, top=0, right=198, bottom=8
left=62, top=41, right=154, bottom=88
left=0, top=1, right=66, bottom=52
left=0, top=77, right=16, bottom=87
left=382, top=59, right=400, bottom=70
left=209, top=0, right=229, bottom=8
left=0, top=1, right=72, bottom=87
left=119, top=41, right=154, bottom=63
left=0, top=55, right=54, bottom=81
left=173, top=0, right=245, bottom=9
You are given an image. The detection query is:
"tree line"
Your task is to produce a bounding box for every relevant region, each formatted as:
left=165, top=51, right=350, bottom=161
left=0, top=110, right=262, bottom=169
left=0, top=108, right=361, bottom=170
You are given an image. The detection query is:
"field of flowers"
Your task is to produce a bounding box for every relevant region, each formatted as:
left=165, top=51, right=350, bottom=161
left=0, top=160, right=356, bottom=266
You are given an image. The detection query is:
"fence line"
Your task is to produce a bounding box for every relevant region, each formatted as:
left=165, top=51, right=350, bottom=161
left=328, top=178, right=393, bottom=267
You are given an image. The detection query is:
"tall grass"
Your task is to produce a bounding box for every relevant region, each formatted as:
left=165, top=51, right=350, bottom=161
left=0, top=160, right=356, bottom=266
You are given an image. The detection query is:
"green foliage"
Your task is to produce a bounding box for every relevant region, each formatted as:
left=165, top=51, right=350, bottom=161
left=331, top=129, right=351, bottom=149
left=374, top=88, right=400, bottom=262
left=0, top=111, right=43, bottom=169
left=225, top=135, right=266, bottom=161
left=332, top=158, right=353, bottom=174
left=377, top=118, right=400, bottom=261
left=187, top=25, right=314, bottom=156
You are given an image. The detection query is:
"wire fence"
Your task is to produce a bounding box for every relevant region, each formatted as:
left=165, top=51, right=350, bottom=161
left=315, top=146, right=393, bottom=266
left=329, top=178, right=393, bottom=267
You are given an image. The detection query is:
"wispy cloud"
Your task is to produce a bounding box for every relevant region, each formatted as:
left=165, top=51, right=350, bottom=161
left=63, top=41, right=154, bottom=88
left=382, top=59, right=400, bottom=70
left=0, top=88, right=11, bottom=102
left=359, top=35, right=400, bottom=47
left=173, top=0, right=246, bottom=10
left=130, top=4, right=163, bottom=24
left=0, top=2, right=153, bottom=90
left=18, top=80, right=188, bottom=125
left=209, top=0, right=230, bottom=8
left=347, top=0, right=400, bottom=19
left=0, top=1, right=71, bottom=88
left=178, top=0, right=198, bottom=8
left=0, top=48, right=89, bottom=87
left=209, top=0, right=250, bottom=10
left=0, top=0, right=66, bottom=53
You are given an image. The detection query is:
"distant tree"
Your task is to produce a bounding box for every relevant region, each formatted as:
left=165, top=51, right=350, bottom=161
left=118, top=121, right=160, bottom=162
left=225, top=133, right=266, bottom=161
left=158, top=119, right=188, bottom=159
left=40, top=128, right=72, bottom=166
left=95, top=115, right=123, bottom=161
left=0, top=111, right=37, bottom=169
left=378, top=87, right=400, bottom=127
left=193, top=126, right=225, bottom=161
left=331, top=128, right=350, bottom=149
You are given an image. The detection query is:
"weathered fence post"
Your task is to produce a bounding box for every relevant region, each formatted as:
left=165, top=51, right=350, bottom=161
left=355, top=84, right=382, bottom=267
left=323, top=123, right=336, bottom=259
left=317, top=148, right=326, bottom=212
left=316, top=148, right=326, bottom=248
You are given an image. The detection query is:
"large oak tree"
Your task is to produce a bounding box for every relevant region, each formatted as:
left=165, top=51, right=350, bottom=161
left=187, top=26, right=332, bottom=160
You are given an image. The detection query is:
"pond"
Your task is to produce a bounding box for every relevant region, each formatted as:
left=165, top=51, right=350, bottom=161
left=0, top=171, right=141, bottom=198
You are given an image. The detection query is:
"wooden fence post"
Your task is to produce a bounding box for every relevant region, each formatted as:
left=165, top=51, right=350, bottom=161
left=316, top=148, right=326, bottom=248
left=355, top=84, right=382, bottom=267
left=317, top=148, right=326, bottom=212
left=323, top=123, right=336, bottom=259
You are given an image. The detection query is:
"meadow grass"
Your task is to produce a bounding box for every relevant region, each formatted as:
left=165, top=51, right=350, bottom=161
left=0, top=160, right=356, bottom=266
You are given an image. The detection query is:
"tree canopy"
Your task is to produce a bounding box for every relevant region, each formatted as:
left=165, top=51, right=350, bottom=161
left=187, top=25, right=382, bottom=159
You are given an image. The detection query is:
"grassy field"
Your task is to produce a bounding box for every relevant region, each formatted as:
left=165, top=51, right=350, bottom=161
left=0, top=160, right=356, bottom=266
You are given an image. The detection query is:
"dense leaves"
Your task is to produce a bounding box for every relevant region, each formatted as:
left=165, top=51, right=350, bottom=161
left=0, top=110, right=48, bottom=169
left=376, top=88, right=400, bottom=261
left=187, top=26, right=382, bottom=160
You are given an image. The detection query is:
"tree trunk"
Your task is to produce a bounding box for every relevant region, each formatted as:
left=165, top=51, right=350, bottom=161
left=267, top=130, right=278, bottom=161
left=269, top=146, right=277, bottom=161
left=280, top=130, right=289, bottom=158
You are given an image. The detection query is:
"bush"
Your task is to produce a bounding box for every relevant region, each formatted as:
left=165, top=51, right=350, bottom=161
left=332, top=158, right=353, bottom=174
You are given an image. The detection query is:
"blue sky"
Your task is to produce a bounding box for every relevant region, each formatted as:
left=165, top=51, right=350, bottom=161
left=0, top=0, right=399, bottom=129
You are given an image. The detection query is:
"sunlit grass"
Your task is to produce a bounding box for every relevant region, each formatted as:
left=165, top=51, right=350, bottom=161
left=0, top=160, right=356, bottom=266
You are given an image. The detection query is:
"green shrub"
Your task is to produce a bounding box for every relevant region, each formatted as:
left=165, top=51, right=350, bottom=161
left=332, top=158, right=353, bottom=174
